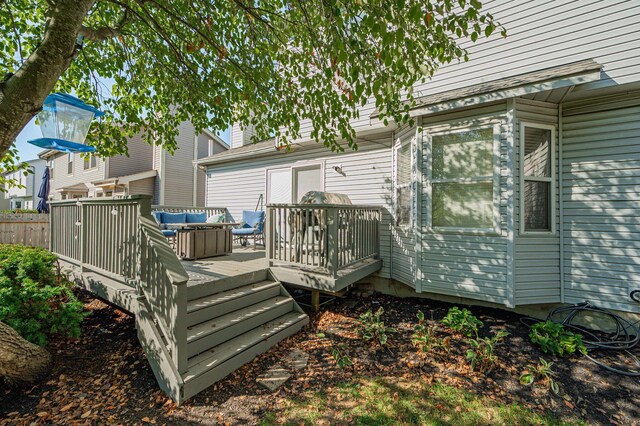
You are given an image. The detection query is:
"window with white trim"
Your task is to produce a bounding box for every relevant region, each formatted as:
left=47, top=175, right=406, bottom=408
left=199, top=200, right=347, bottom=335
left=520, top=122, right=555, bottom=234
left=67, top=153, right=73, bottom=175
left=430, top=126, right=499, bottom=230
left=394, top=139, right=413, bottom=227
left=83, top=154, right=97, bottom=170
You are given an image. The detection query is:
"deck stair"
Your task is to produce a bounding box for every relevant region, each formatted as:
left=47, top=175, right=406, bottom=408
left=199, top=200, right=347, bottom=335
left=50, top=197, right=309, bottom=405
left=180, top=269, right=308, bottom=401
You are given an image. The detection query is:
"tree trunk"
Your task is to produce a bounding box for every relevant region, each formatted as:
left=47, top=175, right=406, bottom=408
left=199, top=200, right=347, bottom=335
left=0, top=0, right=95, bottom=159
left=0, top=322, right=52, bottom=383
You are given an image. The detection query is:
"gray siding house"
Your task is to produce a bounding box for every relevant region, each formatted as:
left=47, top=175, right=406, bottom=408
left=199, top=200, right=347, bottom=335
left=40, top=123, right=227, bottom=206
left=199, top=0, right=640, bottom=315
left=1, top=158, right=47, bottom=210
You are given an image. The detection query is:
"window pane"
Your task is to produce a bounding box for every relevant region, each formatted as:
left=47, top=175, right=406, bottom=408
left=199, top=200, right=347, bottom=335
left=397, top=143, right=412, bottom=185
left=432, top=182, right=493, bottom=228
left=396, top=186, right=411, bottom=226
left=523, top=127, right=551, bottom=178
left=432, top=128, right=493, bottom=179
left=524, top=181, right=550, bottom=231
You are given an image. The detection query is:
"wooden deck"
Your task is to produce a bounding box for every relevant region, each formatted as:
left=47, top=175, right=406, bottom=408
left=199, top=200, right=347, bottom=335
left=182, top=245, right=382, bottom=293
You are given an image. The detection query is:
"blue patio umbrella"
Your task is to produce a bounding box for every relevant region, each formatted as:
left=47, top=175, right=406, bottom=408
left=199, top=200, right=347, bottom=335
left=36, top=166, right=50, bottom=214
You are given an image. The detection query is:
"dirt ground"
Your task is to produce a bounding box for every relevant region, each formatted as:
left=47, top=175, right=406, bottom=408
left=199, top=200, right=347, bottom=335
left=1, top=289, right=638, bottom=425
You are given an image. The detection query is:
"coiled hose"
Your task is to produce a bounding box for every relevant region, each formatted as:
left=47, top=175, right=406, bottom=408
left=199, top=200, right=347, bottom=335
left=521, top=301, right=640, bottom=377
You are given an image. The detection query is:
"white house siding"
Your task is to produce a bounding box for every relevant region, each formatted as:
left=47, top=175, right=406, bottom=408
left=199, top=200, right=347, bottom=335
left=152, top=144, right=162, bottom=204
left=107, top=134, right=154, bottom=178
left=514, top=99, right=561, bottom=305
left=419, top=103, right=511, bottom=305
left=50, top=153, right=106, bottom=199
left=283, top=0, right=640, bottom=144
left=128, top=177, right=156, bottom=198
left=163, top=122, right=196, bottom=206
left=391, top=124, right=417, bottom=289
left=561, top=93, right=640, bottom=313
left=206, top=138, right=394, bottom=278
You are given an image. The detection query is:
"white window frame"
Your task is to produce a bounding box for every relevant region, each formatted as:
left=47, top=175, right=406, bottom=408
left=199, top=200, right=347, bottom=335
left=519, top=121, right=556, bottom=236
left=426, top=123, right=501, bottom=235
left=393, top=135, right=415, bottom=229
left=83, top=154, right=97, bottom=171
left=67, top=153, right=74, bottom=175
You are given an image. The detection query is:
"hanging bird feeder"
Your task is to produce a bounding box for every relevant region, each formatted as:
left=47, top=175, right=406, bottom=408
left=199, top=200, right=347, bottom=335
left=27, top=93, right=104, bottom=153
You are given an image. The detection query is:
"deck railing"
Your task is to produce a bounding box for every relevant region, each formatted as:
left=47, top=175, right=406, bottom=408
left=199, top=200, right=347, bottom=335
left=50, top=196, right=145, bottom=281
left=50, top=195, right=190, bottom=374
left=266, top=204, right=380, bottom=277
left=152, top=205, right=227, bottom=219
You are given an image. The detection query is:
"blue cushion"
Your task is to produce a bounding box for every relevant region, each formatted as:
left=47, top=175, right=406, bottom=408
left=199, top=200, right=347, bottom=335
left=162, top=212, right=186, bottom=224
left=161, top=229, right=176, bottom=237
left=151, top=210, right=163, bottom=225
left=232, top=227, right=256, bottom=235
left=242, top=210, right=265, bottom=228
left=186, top=212, right=207, bottom=223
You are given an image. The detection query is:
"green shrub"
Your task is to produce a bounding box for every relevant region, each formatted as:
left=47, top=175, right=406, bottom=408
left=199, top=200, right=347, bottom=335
left=357, top=307, right=395, bottom=346
left=466, top=330, right=509, bottom=373
left=0, top=244, right=85, bottom=346
left=520, top=358, right=560, bottom=395
left=529, top=320, right=588, bottom=357
left=412, top=311, right=450, bottom=354
left=441, top=307, right=483, bottom=337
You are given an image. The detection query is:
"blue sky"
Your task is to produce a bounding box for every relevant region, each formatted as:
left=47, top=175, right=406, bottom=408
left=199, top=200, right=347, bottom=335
left=15, top=116, right=231, bottom=162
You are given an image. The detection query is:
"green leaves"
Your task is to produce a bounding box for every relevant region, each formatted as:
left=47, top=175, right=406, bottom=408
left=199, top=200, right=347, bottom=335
left=529, top=320, right=588, bottom=357
left=441, top=306, right=483, bottom=337
left=2, top=0, right=504, bottom=160
left=357, top=307, right=395, bottom=347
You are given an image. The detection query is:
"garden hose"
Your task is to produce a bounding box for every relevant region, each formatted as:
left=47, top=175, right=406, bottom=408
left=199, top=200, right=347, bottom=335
left=521, top=302, right=640, bottom=377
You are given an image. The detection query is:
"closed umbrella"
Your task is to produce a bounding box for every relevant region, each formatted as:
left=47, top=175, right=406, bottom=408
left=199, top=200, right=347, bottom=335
left=36, top=167, right=50, bottom=214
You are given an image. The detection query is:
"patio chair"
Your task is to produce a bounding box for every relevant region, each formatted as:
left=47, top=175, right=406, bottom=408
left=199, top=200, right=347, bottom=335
left=232, top=210, right=265, bottom=249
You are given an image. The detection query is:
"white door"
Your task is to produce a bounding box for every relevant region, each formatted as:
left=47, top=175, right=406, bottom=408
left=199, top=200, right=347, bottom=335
left=266, top=168, right=292, bottom=204
left=293, top=165, right=323, bottom=202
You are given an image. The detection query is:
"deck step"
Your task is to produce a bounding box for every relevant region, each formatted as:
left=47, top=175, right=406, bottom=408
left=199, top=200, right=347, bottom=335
left=186, top=296, right=294, bottom=358
left=186, top=269, right=270, bottom=301
left=182, top=311, right=309, bottom=399
left=186, top=280, right=281, bottom=326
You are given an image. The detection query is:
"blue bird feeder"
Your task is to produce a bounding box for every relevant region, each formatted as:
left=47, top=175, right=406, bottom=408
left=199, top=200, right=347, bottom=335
left=28, top=93, right=104, bottom=153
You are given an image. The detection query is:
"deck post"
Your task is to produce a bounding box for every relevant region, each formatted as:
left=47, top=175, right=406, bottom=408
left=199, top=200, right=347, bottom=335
left=311, top=290, right=320, bottom=312
left=265, top=207, right=272, bottom=267
left=326, top=207, right=340, bottom=278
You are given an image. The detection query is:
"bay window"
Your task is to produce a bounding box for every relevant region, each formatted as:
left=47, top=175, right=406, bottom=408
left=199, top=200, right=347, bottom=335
left=520, top=122, right=555, bottom=234
left=430, top=125, right=499, bottom=231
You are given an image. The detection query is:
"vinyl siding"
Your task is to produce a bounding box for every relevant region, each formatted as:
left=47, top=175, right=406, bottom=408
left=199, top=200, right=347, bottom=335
left=419, top=103, right=511, bottom=305
left=206, top=137, right=393, bottom=278
left=274, top=0, right=640, bottom=144
left=514, top=99, right=561, bottom=305
left=49, top=152, right=106, bottom=199
left=163, top=122, right=196, bottom=206
left=107, top=133, right=154, bottom=178
left=128, top=177, right=155, bottom=198
left=561, top=94, right=640, bottom=313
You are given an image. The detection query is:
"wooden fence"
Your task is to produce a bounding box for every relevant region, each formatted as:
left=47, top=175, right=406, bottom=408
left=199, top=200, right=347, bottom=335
left=0, top=213, right=50, bottom=248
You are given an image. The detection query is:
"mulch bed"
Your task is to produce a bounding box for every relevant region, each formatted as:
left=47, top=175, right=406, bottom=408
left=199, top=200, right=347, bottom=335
left=1, top=289, right=638, bottom=425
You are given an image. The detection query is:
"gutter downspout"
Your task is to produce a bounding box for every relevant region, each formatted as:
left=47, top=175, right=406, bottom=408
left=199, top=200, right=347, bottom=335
left=192, top=132, right=198, bottom=207
left=557, top=86, right=573, bottom=304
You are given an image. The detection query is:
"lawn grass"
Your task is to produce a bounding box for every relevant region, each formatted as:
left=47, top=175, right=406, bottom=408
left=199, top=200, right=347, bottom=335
left=261, top=376, right=583, bottom=426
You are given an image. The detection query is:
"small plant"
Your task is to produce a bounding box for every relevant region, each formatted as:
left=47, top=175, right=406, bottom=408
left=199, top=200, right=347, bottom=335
left=412, top=311, right=450, bottom=354
left=331, top=343, right=353, bottom=368
left=442, top=306, right=483, bottom=337
left=0, top=244, right=86, bottom=346
left=466, top=329, right=509, bottom=372
left=529, top=321, right=588, bottom=357
left=520, top=358, right=560, bottom=395
left=357, top=307, right=395, bottom=346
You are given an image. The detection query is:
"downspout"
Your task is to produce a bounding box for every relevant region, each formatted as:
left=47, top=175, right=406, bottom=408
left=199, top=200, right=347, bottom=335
left=559, top=103, right=565, bottom=304
left=192, top=132, right=198, bottom=207
left=506, top=98, right=516, bottom=309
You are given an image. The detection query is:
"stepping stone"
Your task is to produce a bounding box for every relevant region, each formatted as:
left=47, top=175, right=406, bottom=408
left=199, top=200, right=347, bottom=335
left=256, top=364, right=291, bottom=391
left=284, top=349, right=309, bottom=371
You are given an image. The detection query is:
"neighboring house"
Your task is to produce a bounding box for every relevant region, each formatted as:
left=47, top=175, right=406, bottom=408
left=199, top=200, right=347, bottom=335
left=39, top=123, right=228, bottom=205
left=199, top=1, right=640, bottom=315
left=1, top=158, right=47, bottom=210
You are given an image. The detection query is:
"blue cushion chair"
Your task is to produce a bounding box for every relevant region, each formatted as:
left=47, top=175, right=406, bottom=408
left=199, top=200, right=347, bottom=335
left=186, top=211, right=207, bottom=223
left=232, top=210, right=265, bottom=249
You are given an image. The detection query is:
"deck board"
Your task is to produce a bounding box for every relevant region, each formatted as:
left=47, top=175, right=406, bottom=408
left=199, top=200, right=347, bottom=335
left=182, top=246, right=269, bottom=286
